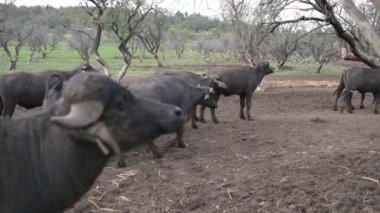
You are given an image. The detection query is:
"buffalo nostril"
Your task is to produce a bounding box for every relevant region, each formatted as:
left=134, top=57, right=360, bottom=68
left=174, top=107, right=182, bottom=116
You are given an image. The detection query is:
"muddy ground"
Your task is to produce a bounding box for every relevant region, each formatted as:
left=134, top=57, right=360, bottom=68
left=51, top=74, right=379, bottom=212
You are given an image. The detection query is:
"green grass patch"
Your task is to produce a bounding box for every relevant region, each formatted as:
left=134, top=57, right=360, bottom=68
left=0, top=42, right=345, bottom=76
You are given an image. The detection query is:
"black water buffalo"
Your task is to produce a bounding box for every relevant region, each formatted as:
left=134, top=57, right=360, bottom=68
left=0, top=73, right=185, bottom=213
left=154, top=70, right=227, bottom=129
left=200, top=61, right=274, bottom=123
left=128, top=75, right=217, bottom=148
left=0, top=63, right=98, bottom=117
left=43, top=74, right=64, bottom=108
left=333, top=67, right=380, bottom=114
left=333, top=68, right=376, bottom=112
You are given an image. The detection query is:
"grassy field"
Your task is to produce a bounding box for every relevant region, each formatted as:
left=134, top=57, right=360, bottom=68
left=0, top=42, right=346, bottom=76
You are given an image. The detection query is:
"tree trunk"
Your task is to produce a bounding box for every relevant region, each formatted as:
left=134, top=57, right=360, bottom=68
left=153, top=53, right=163, bottom=68
left=316, top=63, right=323, bottom=74
left=117, top=45, right=132, bottom=83
left=277, top=58, right=286, bottom=67
left=9, top=60, right=17, bottom=71
left=322, top=0, right=380, bottom=68
left=92, top=24, right=110, bottom=76
left=95, top=52, right=110, bottom=76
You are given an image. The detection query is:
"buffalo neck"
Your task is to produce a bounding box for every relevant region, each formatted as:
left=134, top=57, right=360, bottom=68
left=0, top=113, right=109, bottom=213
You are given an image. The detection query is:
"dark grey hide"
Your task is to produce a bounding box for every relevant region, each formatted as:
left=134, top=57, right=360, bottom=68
left=43, top=74, right=64, bottom=108
left=154, top=70, right=227, bottom=129
left=0, top=72, right=185, bottom=213
left=333, top=67, right=377, bottom=112
left=0, top=63, right=98, bottom=117
left=333, top=67, right=380, bottom=114
left=128, top=75, right=217, bottom=148
left=200, top=61, right=274, bottom=123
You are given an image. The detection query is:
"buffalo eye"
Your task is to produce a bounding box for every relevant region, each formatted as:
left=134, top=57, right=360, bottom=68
left=114, top=95, right=127, bottom=110
left=114, top=92, right=134, bottom=110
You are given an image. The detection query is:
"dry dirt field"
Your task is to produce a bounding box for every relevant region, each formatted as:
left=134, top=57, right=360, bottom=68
left=52, top=74, right=379, bottom=212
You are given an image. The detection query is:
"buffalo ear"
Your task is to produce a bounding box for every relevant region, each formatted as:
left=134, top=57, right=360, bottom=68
left=52, top=80, right=63, bottom=92
left=51, top=100, right=105, bottom=128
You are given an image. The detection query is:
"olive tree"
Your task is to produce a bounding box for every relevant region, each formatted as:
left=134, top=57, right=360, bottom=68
left=0, top=1, right=34, bottom=70
left=104, top=0, right=154, bottom=82
left=137, top=8, right=166, bottom=68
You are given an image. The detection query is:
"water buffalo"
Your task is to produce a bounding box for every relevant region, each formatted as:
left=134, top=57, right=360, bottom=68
left=0, top=63, right=98, bottom=117
left=333, top=67, right=380, bottom=114
left=333, top=68, right=376, bottom=111
left=129, top=75, right=217, bottom=148
left=200, top=61, right=274, bottom=123
left=0, top=72, right=185, bottom=213
left=154, top=70, right=227, bottom=129
left=43, top=74, right=64, bottom=108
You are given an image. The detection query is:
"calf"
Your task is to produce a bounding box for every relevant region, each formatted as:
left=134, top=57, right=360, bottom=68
left=334, top=67, right=380, bottom=114
left=129, top=75, right=216, bottom=148
left=200, top=61, right=274, bottom=123
left=0, top=72, right=185, bottom=213
left=0, top=63, right=98, bottom=117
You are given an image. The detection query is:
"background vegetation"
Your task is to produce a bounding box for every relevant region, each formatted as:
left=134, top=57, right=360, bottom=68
left=1, top=0, right=377, bottom=77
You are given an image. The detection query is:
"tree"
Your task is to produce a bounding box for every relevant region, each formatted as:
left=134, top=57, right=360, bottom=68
left=0, top=2, right=34, bottom=70
left=165, top=29, right=190, bottom=58
left=68, top=24, right=95, bottom=64
left=137, top=8, right=166, bottom=68
left=303, top=30, right=340, bottom=73
left=81, top=0, right=111, bottom=76
left=26, top=26, right=61, bottom=64
left=104, top=0, right=154, bottom=82
left=220, top=0, right=271, bottom=66
left=261, top=0, right=380, bottom=68
left=340, top=0, right=380, bottom=59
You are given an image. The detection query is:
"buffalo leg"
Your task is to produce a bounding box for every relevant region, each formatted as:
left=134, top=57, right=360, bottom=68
left=148, top=141, right=163, bottom=158
left=176, top=126, right=186, bottom=148
left=200, top=106, right=206, bottom=123
left=373, top=93, right=380, bottom=114
left=210, top=93, right=221, bottom=123
left=246, top=93, right=254, bottom=121
left=341, top=90, right=353, bottom=113
left=2, top=103, right=16, bottom=117
left=333, top=88, right=343, bottom=111
left=210, top=107, right=220, bottom=124
left=239, top=94, right=246, bottom=119
left=191, top=108, right=198, bottom=129
left=193, top=106, right=199, bottom=121
left=117, top=154, right=126, bottom=168
left=0, top=98, right=3, bottom=117
left=359, top=92, right=365, bottom=109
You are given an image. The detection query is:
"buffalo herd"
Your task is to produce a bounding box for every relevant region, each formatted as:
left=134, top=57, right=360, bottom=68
left=0, top=61, right=377, bottom=212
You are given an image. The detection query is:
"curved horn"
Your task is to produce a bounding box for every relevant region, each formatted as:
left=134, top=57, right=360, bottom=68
left=51, top=100, right=105, bottom=128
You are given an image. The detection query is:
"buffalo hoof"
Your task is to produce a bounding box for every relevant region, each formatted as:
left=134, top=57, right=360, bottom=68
left=333, top=106, right=338, bottom=111
left=200, top=118, right=206, bottom=123
left=360, top=105, right=364, bottom=109
left=212, top=119, right=220, bottom=124
left=154, top=152, right=163, bottom=159
left=347, top=109, right=353, bottom=114
left=191, top=124, right=199, bottom=129
left=178, top=142, right=186, bottom=148
left=349, top=106, right=356, bottom=110
left=374, top=110, right=379, bottom=114
left=247, top=117, right=254, bottom=121
left=117, top=159, right=126, bottom=168
left=240, top=115, right=246, bottom=120
left=194, top=116, right=199, bottom=121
